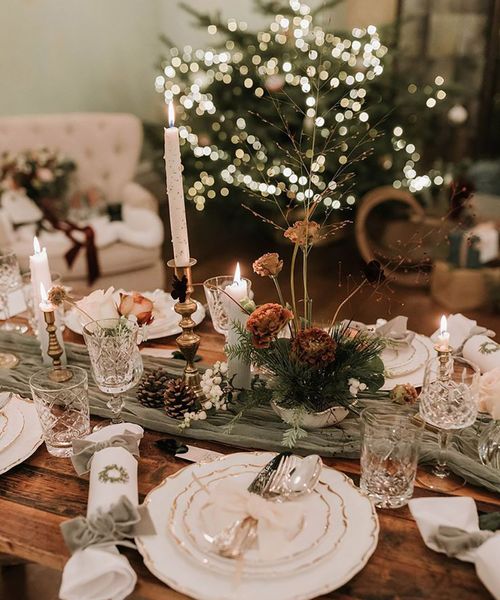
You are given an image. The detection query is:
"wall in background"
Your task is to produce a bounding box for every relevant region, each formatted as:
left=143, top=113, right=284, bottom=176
left=0, top=0, right=397, bottom=121
left=0, top=0, right=160, bottom=120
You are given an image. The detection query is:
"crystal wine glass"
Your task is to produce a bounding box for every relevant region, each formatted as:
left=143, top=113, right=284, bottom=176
left=419, top=355, right=480, bottom=491
left=83, top=317, right=141, bottom=426
left=0, top=250, right=27, bottom=334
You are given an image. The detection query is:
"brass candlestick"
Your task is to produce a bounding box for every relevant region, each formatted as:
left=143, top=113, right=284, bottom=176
left=167, top=258, right=205, bottom=400
left=42, top=309, right=73, bottom=383
left=435, top=344, right=453, bottom=381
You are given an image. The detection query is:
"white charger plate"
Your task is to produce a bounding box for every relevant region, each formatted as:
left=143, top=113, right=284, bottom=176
left=381, top=334, right=436, bottom=391
left=381, top=335, right=430, bottom=378
left=64, top=289, right=205, bottom=339
left=136, top=452, right=379, bottom=600
left=0, top=394, right=44, bottom=475
left=0, top=401, right=25, bottom=454
left=169, top=459, right=347, bottom=576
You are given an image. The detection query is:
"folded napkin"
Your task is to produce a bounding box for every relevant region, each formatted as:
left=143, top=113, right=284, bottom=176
left=375, top=316, right=415, bottom=347
left=409, top=497, right=500, bottom=599
left=430, top=314, right=494, bottom=353
left=463, top=335, right=500, bottom=373
left=201, top=480, right=304, bottom=560
left=342, top=316, right=415, bottom=347
left=60, top=423, right=153, bottom=600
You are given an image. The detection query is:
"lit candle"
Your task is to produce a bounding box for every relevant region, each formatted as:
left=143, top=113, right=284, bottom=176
left=39, top=283, right=54, bottom=313
left=223, top=263, right=251, bottom=391
left=29, top=237, right=66, bottom=365
left=164, top=101, right=191, bottom=267
left=224, top=262, right=248, bottom=305
left=438, top=315, right=450, bottom=352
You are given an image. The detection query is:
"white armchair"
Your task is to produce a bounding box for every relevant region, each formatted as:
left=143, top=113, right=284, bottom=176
left=0, top=113, right=165, bottom=291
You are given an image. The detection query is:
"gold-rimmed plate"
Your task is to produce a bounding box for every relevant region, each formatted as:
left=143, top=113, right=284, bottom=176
left=136, top=452, right=379, bottom=600
left=0, top=401, right=25, bottom=454
left=0, top=394, right=43, bottom=476
left=167, top=459, right=348, bottom=576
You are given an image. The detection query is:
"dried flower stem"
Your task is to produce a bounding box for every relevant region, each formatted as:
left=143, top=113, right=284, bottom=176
left=329, top=279, right=367, bottom=331
left=290, top=242, right=300, bottom=332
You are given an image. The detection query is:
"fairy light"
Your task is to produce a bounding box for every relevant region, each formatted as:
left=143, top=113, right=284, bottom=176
left=155, top=7, right=446, bottom=210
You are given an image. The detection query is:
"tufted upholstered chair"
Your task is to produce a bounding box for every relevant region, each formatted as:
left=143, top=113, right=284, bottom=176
left=0, top=113, right=165, bottom=291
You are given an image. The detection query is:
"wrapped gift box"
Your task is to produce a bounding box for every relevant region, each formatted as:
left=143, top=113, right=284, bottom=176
left=448, top=222, right=499, bottom=269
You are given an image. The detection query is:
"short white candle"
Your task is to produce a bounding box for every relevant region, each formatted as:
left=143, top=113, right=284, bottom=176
left=29, top=237, right=66, bottom=364
left=39, top=282, right=54, bottom=313
left=438, top=315, right=450, bottom=351
left=223, top=263, right=251, bottom=390
left=164, top=101, right=191, bottom=267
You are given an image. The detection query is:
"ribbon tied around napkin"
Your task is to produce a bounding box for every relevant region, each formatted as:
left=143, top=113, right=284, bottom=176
left=202, top=480, right=304, bottom=560
left=409, top=497, right=500, bottom=599
left=71, top=431, right=141, bottom=476
left=61, top=495, right=155, bottom=554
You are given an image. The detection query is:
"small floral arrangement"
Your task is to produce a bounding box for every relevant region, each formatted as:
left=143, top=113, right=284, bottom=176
left=181, top=361, right=234, bottom=428
left=48, top=285, right=154, bottom=328
left=225, top=211, right=387, bottom=444
left=479, top=367, right=500, bottom=419
left=0, top=148, right=76, bottom=211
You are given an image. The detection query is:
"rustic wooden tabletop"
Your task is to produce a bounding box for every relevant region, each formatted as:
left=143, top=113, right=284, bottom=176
left=0, top=318, right=498, bottom=600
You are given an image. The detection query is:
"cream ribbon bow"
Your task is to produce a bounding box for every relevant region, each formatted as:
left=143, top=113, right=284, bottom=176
left=202, top=480, right=304, bottom=560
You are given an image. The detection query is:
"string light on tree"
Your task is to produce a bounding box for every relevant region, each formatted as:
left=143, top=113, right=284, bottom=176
left=152, top=1, right=456, bottom=216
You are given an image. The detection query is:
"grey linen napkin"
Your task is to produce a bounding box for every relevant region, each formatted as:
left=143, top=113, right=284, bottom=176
left=433, top=512, right=500, bottom=557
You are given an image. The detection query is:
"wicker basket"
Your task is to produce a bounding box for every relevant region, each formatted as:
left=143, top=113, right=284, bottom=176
left=431, top=260, right=500, bottom=311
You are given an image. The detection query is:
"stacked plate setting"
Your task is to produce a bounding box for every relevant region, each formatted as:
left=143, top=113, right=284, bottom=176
left=65, top=289, right=206, bottom=339
left=136, top=452, right=379, bottom=600
left=381, top=334, right=436, bottom=391
left=0, top=393, right=44, bottom=475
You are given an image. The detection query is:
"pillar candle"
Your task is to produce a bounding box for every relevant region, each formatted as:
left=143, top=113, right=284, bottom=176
left=164, top=102, right=191, bottom=267
left=29, top=237, right=66, bottom=365
left=223, top=263, right=251, bottom=390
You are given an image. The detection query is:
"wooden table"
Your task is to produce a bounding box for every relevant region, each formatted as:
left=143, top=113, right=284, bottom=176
left=0, top=319, right=498, bottom=600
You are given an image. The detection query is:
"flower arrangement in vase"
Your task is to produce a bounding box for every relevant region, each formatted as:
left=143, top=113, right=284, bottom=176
left=226, top=213, right=387, bottom=445
left=0, top=148, right=76, bottom=215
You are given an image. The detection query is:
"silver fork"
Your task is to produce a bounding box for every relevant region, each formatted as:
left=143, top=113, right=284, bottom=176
left=214, top=454, right=297, bottom=559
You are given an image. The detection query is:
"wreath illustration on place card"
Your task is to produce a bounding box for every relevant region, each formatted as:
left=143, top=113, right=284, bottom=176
left=98, top=463, right=129, bottom=484
left=479, top=341, right=500, bottom=355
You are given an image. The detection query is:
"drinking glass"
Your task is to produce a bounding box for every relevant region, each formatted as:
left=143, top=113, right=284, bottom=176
left=203, top=275, right=253, bottom=336
left=83, top=318, right=141, bottom=425
left=0, top=250, right=27, bottom=334
left=419, top=355, right=480, bottom=490
left=29, top=366, right=90, bottom=457
left=360, top=407, right=424, bottom=508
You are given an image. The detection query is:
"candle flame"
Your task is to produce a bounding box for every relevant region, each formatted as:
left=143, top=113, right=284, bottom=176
left=440, top=315, right=447, bottom=335
left=33, top=236, right=41, bottom=254
left=234, top=262, right=241, bottom=284
left=40, top=282, right=47, bottom=302
left=168, top=101, right=175, bottom=127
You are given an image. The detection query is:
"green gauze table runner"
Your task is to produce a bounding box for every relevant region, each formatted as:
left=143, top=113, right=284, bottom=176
left=1, top=332, right=499, bottom=493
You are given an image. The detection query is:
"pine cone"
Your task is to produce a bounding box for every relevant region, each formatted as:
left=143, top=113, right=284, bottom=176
left=164, top=378, right=197, bottom=419
left=136, top=368, right=171, bottom=409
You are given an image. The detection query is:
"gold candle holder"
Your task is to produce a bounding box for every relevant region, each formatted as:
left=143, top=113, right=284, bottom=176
left=434, top=344, right=452, bottom=381
left=167, top=258, right=205, bottom=400
left=42, top=309, right=73, bottom=383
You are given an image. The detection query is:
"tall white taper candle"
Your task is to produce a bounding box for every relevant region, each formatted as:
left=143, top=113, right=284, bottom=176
left=164, top=101, right=191, bottom=267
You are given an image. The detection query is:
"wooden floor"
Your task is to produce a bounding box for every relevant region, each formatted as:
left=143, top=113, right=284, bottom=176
left=1, top=214, right=499, bottom=599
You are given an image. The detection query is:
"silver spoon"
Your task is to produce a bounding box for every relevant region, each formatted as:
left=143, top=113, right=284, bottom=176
left=269, top=454, right=323, bottom=500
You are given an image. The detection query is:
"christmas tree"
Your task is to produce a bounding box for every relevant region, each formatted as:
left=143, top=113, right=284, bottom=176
left=149, top=0, right=459, bottom=223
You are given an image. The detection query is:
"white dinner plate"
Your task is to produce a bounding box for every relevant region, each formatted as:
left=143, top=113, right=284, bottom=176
left=169, top=459, right=347, bottom=576
left=381, top=334, right=436, bottom=391
left=0, top=394, right=44, bottom=476
left=381, top=335, right=430, bottom=378
left=64, top=289, right=205, bottom=339
left=136, top=452, right=379, bottom=600
left=0, top=401, right=25, bottom=454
